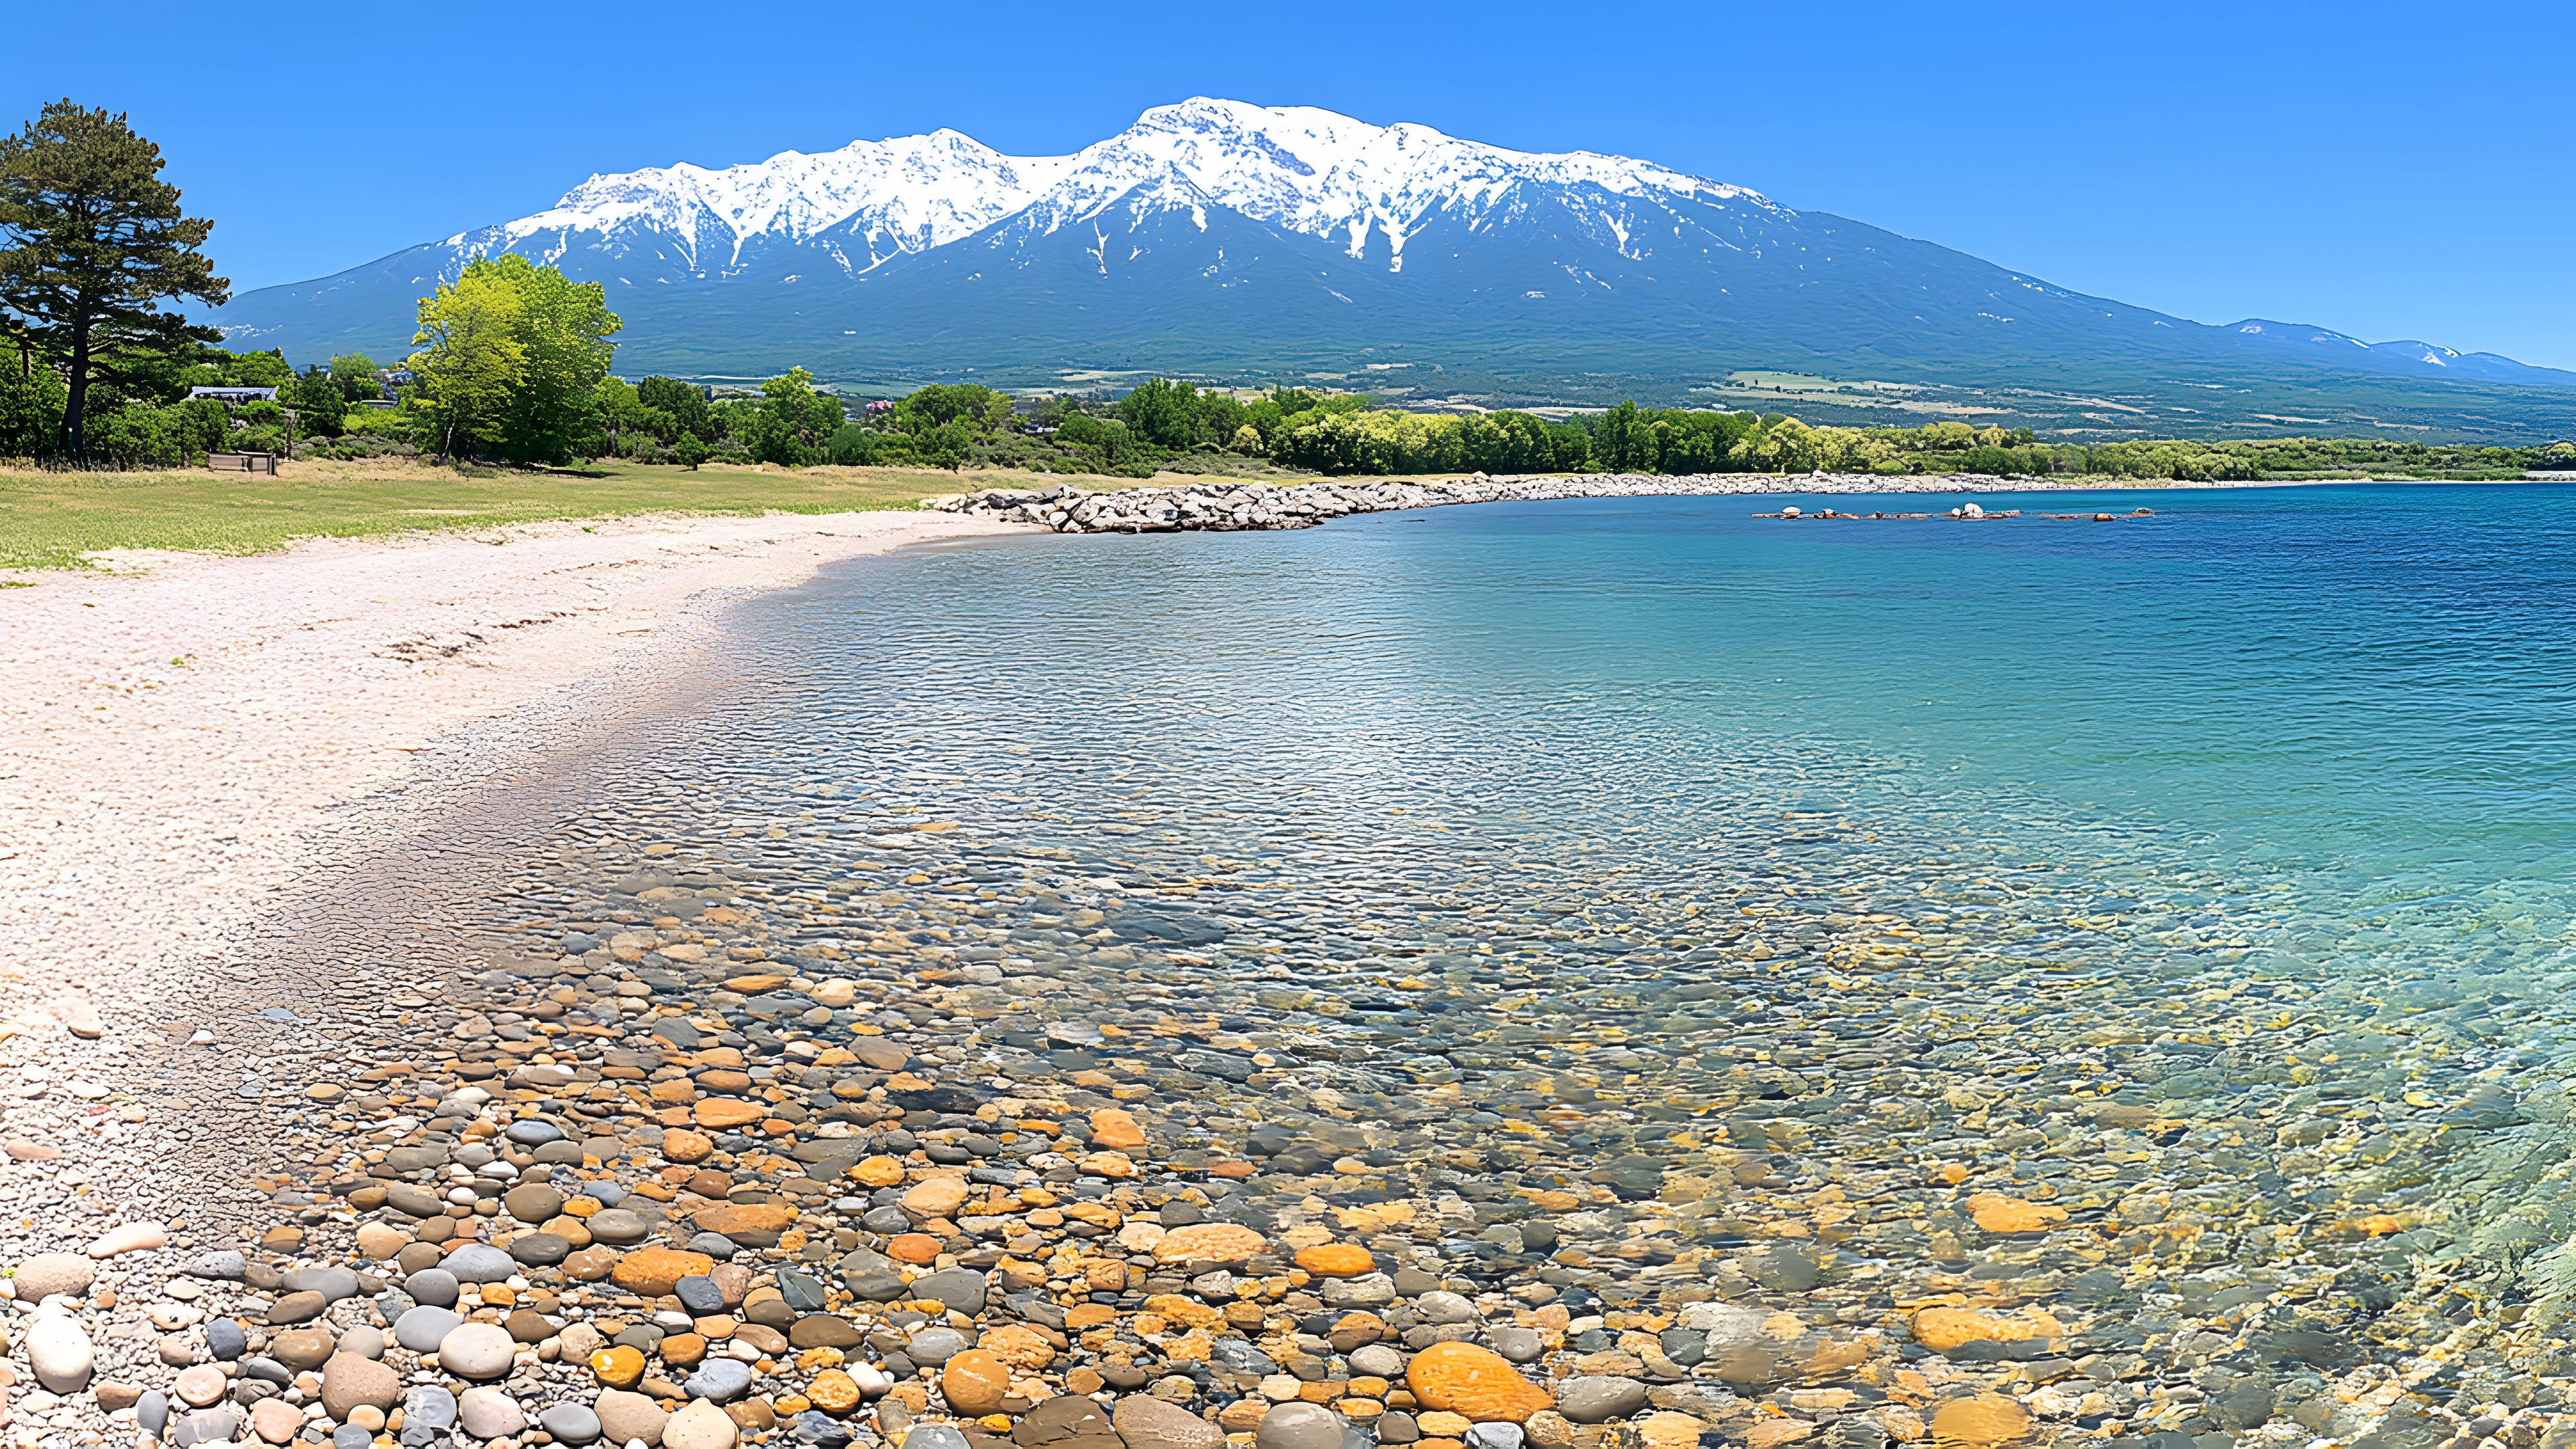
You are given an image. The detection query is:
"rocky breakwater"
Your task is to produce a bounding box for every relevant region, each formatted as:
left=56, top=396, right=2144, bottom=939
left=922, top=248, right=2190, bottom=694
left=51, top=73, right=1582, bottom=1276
left=927, top=474, right=2069, bottom=534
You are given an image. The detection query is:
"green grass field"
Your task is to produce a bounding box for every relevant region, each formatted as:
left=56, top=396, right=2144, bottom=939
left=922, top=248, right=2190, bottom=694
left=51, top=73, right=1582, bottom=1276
left=0, top=458, right=1076, bottom=571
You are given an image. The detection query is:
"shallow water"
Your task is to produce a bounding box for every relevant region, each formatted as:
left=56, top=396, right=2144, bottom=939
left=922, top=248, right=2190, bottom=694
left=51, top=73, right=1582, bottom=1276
left=501, top=484, right=2576, bottom=1438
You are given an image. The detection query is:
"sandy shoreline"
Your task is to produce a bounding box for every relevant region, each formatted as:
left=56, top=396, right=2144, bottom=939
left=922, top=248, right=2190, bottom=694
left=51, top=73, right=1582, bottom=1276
left=0, top=508, right=1037, bottom=1015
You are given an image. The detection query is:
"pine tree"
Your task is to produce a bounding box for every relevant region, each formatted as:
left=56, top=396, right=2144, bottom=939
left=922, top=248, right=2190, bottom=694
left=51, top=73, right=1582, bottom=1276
left=0, top=101, right=229, bottom=463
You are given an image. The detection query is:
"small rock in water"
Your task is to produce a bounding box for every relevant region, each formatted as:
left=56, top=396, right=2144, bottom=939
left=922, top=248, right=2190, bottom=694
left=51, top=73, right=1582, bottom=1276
left=1256, top=1403, right=1349, bottom=1449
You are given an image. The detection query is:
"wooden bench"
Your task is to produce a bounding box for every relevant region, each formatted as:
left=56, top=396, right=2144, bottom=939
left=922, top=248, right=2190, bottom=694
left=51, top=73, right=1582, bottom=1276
left=208, top=452, right=278, bottom=475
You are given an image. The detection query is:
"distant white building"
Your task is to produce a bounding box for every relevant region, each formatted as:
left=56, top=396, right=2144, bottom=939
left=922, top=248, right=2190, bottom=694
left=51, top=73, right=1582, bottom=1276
left=188, top=386, right=278, bottom=404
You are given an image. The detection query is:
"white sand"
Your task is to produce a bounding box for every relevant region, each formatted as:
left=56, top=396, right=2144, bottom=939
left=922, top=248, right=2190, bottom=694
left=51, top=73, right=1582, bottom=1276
left=0, top=509, right=1036, bottom=1007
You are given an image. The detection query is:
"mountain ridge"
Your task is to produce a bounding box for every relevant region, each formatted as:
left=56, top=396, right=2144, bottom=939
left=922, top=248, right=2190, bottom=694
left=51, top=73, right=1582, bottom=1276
left=210, top=98, right=2576, bottom=441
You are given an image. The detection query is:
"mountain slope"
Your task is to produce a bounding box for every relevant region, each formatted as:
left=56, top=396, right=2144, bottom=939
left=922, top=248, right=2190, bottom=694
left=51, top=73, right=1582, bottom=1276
left=209, top=99, right=2576, bottom=441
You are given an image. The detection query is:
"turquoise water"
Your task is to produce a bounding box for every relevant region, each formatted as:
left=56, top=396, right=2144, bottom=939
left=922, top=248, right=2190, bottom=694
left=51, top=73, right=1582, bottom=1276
left=536, top=484, right=2576, bottom=1431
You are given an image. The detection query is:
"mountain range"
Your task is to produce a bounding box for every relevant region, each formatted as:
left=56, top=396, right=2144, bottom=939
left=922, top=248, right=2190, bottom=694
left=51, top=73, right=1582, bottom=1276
left=211, top=98, right=2576, bottom=441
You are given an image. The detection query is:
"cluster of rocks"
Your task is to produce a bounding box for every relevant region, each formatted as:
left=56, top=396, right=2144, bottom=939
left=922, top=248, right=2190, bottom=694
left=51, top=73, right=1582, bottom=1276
left=924, top=475, right=2084, bottom=533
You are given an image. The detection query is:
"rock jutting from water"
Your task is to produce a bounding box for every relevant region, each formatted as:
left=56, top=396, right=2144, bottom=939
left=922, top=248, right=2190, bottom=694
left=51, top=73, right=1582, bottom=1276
left=926, top=473, right=2086, bottom=533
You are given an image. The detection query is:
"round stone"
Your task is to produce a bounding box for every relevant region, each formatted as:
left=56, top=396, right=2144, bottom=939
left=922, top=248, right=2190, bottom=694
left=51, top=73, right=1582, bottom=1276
left=595, top=1389, right=668, bottom=1448
left=509, top=1232, right=571, bottom=1267
left=442, top=1244, right=516, bottom=1283
left=683, top=1356, right=753, bottom=1403
left=270, top=1328, right=336, bottom=1371
left=394, top=1306, right=464, bottom=1354
left=1114, top=1396, right=1228, bottom=1449
left=175, top=1364, right=228, bottom=1407
left=675, top=1276, right=725, bottom=1314
left=590, top=1344, right=647, bottom=1389
left=612, top=1246, right=714, bottom=1297
left=28, top=1312, right=95, bottom=1392
left=586, top=1209, right=649, bottom=1244
left=458, top=1386, right=527, bottom=1438
left=1292, top=1244, right=1377, bottom=1278
left=541, top=1403, right=604, bottom=1444
left=321, top=1353, right=401, bottom=1419
left=12, top=1251, right=98, bottom=1300
left=402, top=1269, right=460, bottom=1307
left=505, top=1120, right=566, bottom=1145
left=904, top=1327, right=965, bottom=1368
left=1256, top=1403, right=1348, bottom=1449
left=439, top=1322, right=518, bottom=1379
left=504, top=1183, right=568, bottom=1223
left=938, top=1347, right=1008, bottom=1416
left=402, top=1385, right=458, bottom=1432
left=1551, top=1378, right=1648, bottom=1426
left=1407, top=1342, right=1554, bottom=1425
left=664, top=1399, right=739, bottom=1449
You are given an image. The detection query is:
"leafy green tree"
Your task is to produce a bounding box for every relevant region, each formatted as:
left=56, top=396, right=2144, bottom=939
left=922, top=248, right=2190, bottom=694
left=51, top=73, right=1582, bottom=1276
left=329, top=353, right=380, bottom=401
left=918, top=417, right=977, bottom=472
left=0, top=101, right=229, bottom=462
left=592, top=376, right=662, bottom=455
left=288, top=365, right=349, bottom=438
left=1595, top=402, right=1660, bottom=473
left=743, top=367, right=846, bottom=466
left=638, top=375, right=718, bottom=443
left=411, top=262, right=527, bottom=463
left=674, top=433, right=709, bottom=470
left=898, top=383, right=1003, bottom=433
left=410, top=254, right=620, bottom=464
left=1116, top=378, right=1201, bottom=449
left=0, top=347, right=65, bottom=458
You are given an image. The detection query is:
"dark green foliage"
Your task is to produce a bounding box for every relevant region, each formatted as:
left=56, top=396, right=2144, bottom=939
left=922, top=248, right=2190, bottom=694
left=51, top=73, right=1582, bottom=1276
left=288, top=366, right=348, bottom=437
left=0, top=101, right=229, bottom=462
left=740, top=367, right=847, bottom=466
left=637, top=375, right=720, bottom=443
left=0, top=347, right=65, bottom=457
left=329, top=353, right=380, bottom=401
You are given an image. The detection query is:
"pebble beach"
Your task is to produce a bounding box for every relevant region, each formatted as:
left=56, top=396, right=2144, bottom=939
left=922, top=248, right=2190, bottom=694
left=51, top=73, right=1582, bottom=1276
left=3, top=482, right=2573, bottom=1449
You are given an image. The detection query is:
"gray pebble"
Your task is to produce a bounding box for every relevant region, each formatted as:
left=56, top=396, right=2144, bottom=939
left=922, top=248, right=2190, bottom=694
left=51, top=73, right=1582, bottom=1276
left=683, top=1356, right=753, bottom=1402
left=541, top=1404, right=604, bottom=1444
left=441, top=1245, right=516, bottom=1283
left=676, top=1276, right=725, bottom=1314
left=283, top=1267, right=362, bottom=1302
left=394, top=1306, right=464, bottom=1354
left=403, top=1269, right=460, bottom=1307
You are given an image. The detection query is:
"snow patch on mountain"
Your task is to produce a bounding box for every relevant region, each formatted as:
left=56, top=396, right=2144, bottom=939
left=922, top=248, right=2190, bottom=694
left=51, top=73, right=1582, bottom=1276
left=445, top=97, right=1774, bottom=276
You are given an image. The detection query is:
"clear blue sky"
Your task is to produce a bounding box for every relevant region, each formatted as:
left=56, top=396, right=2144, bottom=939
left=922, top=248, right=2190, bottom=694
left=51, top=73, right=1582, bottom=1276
left=9, top=0, right=2571, bottom=368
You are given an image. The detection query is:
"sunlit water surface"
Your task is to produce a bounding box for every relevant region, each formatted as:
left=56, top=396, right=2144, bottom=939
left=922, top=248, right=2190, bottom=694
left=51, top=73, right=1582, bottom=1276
left=510, top=485, right=2576, bottom=1435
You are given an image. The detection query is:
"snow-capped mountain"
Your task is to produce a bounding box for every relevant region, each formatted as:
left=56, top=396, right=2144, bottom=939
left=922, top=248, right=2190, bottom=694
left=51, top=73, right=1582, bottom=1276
left=462, top=97, right=1764, bottom=278
left=210, top=99, right=2576, bottom=436
left=2228, top=320, right=2569, bottom=388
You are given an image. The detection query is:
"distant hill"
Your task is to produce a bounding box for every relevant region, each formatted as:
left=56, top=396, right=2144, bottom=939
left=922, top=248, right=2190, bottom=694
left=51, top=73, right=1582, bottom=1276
left=209, top=98, right=2576, bottom=442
